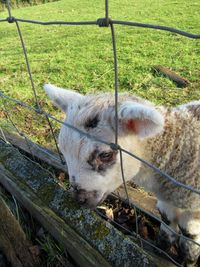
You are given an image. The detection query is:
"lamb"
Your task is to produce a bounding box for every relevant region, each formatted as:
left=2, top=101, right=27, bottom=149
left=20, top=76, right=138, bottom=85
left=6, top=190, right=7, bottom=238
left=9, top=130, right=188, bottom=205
left=44, top=83, right=200, bottom=266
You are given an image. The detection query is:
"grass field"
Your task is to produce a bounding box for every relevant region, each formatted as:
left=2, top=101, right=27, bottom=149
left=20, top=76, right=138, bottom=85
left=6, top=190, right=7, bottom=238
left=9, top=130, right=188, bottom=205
left=0, top=0, right=200, bottom=146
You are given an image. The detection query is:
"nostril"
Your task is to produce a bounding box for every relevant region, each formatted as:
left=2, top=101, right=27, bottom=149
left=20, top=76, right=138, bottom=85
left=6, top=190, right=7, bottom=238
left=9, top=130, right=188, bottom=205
left=71, top=175, right=76, bottom=182
left=77, top=197, right=87, bottom=205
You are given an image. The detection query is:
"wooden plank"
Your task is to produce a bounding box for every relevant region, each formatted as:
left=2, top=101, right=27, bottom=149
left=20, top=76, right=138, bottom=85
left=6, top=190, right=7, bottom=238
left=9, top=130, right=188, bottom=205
left=0, top=141, right=162, bottom=267
left=0, top=129, right=68, bottom=173
left=0, top=195, right=39, bottom=267
left=0, top=164, right=111, bottom=267
left=153, top=65, right=190, bottom=87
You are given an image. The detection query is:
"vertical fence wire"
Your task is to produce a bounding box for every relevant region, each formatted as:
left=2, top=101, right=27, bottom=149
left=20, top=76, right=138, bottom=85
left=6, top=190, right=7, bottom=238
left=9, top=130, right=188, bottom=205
left=15, top=20, right=41, bottom=110
left=4, top=0, right=12, bottom=18
left=110, top=22, right=119, bottom=146
left=108, top=1, right=132, bottom=243
left=1, top=99, right=37, bottom=161
left=0, top=126, right=8, bottom=143
left=105, top=0, right=109, bottom=25
left=118, top=149, right=142, bottom=247
left=44, top=115, right=66, bottom=164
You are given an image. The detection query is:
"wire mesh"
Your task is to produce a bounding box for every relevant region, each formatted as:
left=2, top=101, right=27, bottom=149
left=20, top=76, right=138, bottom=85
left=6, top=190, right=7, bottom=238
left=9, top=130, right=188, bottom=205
left=0, top=0, right=200, bottom=266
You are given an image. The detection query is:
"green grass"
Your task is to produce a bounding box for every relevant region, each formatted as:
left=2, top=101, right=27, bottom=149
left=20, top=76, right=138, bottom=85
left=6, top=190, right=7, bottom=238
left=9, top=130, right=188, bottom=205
left=0, top=0, right=59, bottom=12
left=0, top=0, right=200, bottom=146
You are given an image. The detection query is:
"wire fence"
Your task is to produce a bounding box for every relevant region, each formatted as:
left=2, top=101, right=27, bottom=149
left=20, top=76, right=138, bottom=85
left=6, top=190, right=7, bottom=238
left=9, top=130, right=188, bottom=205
left=0, top=0, right=200, bottom=266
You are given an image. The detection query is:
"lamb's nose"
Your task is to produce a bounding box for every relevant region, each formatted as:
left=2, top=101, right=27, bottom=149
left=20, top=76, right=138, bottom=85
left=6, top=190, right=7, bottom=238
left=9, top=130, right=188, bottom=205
left=73, top=188, right=87, bottom=205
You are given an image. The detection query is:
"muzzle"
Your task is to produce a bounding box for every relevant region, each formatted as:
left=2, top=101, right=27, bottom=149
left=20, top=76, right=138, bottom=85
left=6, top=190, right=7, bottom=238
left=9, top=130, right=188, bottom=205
left=71, top=185, right=107, bottom=208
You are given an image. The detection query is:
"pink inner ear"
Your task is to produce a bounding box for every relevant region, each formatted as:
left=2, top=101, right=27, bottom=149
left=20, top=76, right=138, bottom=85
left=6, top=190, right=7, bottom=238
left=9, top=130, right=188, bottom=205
left=124, top=118, right=149, bottom=135
left=124, top=119, right=137, bottom=133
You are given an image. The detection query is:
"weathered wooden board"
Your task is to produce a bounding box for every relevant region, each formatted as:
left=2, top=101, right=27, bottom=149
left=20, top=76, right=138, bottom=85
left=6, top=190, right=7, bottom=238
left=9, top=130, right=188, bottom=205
left=0, top=129, right=68, bottom=173
left=0, top=195, right=39, bottom=267
left=0, top=165, right=110, bottom=267
left=0, top=140, right=167, bottom=267
left=153, top=65, right=190, bottom=87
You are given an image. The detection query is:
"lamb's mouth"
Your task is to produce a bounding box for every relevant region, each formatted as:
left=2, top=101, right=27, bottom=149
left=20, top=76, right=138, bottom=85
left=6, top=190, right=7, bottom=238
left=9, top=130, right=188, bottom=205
left=86, top=192, right=109, bottom=209
left=71, top=187, right=109, bottom=209
left=98, top=192, right=109, bottom=205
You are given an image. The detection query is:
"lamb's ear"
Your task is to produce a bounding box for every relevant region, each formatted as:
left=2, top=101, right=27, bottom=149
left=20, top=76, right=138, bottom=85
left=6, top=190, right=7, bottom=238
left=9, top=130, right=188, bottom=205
left=44, top=84, right=83, bottom=112
left=117, top=101, right=164, bottom=138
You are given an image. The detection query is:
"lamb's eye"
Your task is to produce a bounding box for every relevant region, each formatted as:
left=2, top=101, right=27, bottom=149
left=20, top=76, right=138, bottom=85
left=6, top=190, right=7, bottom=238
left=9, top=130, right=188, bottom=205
left=85, top=115, right=99, bottom=128
left=99, top=151, right=113, bottom=162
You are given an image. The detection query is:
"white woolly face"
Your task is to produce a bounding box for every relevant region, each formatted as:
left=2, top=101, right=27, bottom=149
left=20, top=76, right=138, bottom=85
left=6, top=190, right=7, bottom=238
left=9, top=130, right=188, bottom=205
left=44, top=84, right=164, bottom=208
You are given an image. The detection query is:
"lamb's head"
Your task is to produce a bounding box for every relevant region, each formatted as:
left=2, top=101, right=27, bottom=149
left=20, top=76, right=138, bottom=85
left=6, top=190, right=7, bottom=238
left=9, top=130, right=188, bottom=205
left=44, top=84, right=164, bottom=208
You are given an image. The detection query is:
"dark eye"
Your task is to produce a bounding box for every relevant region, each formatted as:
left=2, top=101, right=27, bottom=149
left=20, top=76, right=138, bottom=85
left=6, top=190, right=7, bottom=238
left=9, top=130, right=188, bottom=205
left=85, top=115, right=99, bottom=128
left=99, top=151, right=114, bottom=162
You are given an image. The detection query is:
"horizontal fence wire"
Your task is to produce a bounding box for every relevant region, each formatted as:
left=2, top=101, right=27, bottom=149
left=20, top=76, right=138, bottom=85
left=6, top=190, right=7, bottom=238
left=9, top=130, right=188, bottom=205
left=1, top=17, right=200, bottom=39
left=0, top=0, right=200, bottom=266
